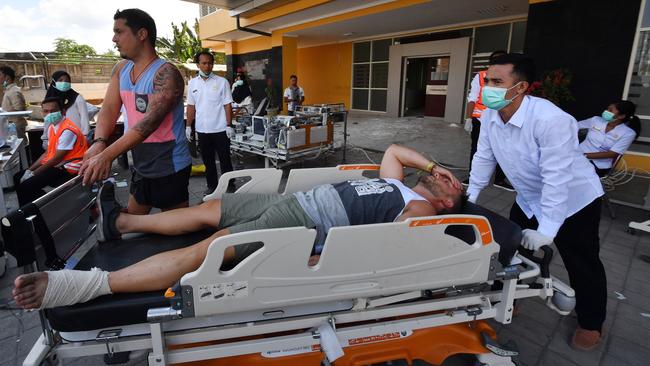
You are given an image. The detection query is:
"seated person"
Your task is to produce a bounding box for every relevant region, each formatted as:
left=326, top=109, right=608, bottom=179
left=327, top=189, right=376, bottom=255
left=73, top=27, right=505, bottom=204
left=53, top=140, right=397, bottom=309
left=578, top=100, right=640, bottom=177
left=13, top=144, right=463, bottom=310
left=231, top=72, right=253, bottom=115
left=13, top=97, right=88, bottom=207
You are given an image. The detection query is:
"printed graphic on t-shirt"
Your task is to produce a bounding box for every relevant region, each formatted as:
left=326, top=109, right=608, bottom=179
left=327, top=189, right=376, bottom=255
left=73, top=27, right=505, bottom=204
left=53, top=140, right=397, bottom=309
left=349, top=179, right=395, bottom=196
left=135, top=93, right=148, bottom=113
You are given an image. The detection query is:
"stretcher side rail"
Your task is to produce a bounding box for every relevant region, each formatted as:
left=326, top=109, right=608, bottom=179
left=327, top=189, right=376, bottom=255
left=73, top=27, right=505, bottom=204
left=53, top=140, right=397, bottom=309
left=203, top=168, right=283, bottom=201
left=178, top=215, right=500, bottom=318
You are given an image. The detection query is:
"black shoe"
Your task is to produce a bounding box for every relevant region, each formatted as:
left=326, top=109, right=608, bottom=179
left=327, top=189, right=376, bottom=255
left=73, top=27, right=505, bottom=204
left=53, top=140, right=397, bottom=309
left=493, top=179, right=515, bottom=192
left=97, top=181, right=122, bottom=242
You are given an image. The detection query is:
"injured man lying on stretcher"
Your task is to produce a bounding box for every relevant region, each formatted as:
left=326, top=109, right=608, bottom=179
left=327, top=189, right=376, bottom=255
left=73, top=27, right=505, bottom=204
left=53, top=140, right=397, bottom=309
left=13, top=144, right=464, bottom=310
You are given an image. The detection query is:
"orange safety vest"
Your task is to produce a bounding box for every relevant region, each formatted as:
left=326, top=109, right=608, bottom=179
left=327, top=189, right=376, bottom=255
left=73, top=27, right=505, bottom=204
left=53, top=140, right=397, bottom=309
left=471, top=70, right=488, bottom=118
left=42, top=118, right=88, bottom=174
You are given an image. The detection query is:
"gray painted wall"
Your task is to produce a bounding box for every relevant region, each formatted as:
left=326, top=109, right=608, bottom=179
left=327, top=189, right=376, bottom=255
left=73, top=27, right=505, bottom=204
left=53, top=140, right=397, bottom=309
left=386, top=37, right=470, bottom=123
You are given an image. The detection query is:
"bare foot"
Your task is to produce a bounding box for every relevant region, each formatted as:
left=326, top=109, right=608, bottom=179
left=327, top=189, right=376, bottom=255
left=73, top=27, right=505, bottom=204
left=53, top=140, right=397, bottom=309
left=308, top=255, right=320, bottom=266
left=13, top=272, right=48, bottom=309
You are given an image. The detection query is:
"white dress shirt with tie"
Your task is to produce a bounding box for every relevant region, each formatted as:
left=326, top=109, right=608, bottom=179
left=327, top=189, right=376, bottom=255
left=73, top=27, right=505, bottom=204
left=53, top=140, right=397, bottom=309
left=468, top=95, right=603, bottom=238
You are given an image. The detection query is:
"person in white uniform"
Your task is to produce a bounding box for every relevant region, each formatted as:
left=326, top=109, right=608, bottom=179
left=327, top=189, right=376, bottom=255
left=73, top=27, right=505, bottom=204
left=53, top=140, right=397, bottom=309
left=43, top=70, right=90, bottom=148
left=578, top=100, right=640, bottom=176
left=467, top=53, right=606, bottom=351
left=186, top=51, right=234, bottom=195
left=283, top=75, right=304, bottom=116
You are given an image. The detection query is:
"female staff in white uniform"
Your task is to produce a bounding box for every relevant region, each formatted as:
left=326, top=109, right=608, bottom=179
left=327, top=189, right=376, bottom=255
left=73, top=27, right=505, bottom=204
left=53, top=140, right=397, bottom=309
left=579, top=100, right=640, bottom=176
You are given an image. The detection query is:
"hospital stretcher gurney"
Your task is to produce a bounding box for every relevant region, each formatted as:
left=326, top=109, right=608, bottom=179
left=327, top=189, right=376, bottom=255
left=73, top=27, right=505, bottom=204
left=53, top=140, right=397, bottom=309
left=2, top=165, right=576, bottom=366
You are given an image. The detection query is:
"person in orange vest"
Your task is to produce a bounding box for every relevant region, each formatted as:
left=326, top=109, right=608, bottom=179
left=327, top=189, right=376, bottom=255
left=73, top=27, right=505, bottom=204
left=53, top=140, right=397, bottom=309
left=464, top=50, right=512, bottom=191
left=13, top=96, right=88, bottom=206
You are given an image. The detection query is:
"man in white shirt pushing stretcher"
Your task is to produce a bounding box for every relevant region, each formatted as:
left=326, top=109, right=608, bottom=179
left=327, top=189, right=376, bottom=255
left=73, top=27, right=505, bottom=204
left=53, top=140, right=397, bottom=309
left=13, top=144, right=464, bottom=310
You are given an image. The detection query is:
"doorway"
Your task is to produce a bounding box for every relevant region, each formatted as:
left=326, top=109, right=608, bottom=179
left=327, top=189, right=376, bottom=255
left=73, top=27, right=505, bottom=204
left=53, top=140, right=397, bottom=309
left=401, top=56, right=450, bottom=117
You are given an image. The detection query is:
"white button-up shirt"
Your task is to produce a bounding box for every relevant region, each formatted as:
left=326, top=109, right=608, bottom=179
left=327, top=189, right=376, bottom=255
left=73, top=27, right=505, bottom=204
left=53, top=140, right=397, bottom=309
left=468, top=96, right=603, bottom=238
left=578, top=116, right=636, bottom=169
left=187, top=74, right=233, bottom=133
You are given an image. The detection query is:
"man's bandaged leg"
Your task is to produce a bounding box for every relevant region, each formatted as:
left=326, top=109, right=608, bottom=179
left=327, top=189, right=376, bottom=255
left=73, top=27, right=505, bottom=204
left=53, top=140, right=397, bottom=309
left=40, top=268, right=112, bottom=309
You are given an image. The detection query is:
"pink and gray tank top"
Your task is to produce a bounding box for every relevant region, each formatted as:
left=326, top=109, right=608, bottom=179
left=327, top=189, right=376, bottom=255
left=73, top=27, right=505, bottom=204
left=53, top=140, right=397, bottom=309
left=119, top=59, right=190, bottom=178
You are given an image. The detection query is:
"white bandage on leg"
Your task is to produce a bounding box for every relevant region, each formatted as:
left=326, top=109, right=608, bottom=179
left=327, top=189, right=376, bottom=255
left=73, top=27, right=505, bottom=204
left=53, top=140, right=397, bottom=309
left=39, top=268, right=112, bottom=309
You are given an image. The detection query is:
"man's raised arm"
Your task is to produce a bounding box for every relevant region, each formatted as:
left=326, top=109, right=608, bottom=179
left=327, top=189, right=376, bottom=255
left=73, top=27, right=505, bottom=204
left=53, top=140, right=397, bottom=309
left=379, top=144, right=460, bottom=188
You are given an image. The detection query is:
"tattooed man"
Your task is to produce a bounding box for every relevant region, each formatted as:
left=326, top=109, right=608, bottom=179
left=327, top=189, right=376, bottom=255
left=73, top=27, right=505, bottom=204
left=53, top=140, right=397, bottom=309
left=80, top=8, right=191, bottom=214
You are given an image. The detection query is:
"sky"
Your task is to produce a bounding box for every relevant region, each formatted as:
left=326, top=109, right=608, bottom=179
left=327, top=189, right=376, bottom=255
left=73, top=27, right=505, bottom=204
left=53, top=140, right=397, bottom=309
left=0, top=0, right=200, bottom=53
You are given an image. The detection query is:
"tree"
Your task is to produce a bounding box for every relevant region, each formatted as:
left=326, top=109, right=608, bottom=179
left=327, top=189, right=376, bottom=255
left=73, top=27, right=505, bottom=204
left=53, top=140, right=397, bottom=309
left=53, top=38, right=96, bottom=57
left=156, top=19, right=225, bottom=65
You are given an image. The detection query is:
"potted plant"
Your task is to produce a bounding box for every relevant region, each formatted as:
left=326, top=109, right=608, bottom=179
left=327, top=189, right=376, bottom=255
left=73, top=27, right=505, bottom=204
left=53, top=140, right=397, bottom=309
left=528, top=68, right=575, bottom=108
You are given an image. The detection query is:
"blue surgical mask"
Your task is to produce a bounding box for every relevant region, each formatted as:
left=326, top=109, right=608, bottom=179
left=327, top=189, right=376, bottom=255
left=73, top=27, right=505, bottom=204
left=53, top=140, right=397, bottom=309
left=601, top=110, right=616, bottom=122
left=233, top=80, right=244, bottom=87
left=481, top=82, right=523, bottom=111
left=55, top=81, right=72, bottom=92
left=44, top=111, right=63, bottom=125
left=2, top=80, right=7, bottom=88
left=198, top=70, right=211, bottom=78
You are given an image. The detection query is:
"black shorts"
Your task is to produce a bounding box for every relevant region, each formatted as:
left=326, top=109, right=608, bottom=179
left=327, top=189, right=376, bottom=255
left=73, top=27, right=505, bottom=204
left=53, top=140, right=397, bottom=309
left=130, top=165, right=191, bottom=209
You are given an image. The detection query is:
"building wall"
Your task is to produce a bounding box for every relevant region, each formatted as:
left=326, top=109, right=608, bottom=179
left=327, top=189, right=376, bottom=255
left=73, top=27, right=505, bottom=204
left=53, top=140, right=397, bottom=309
left=524, top=0, right=642, bottom=120
left=296, top=42, right=352, bottom=109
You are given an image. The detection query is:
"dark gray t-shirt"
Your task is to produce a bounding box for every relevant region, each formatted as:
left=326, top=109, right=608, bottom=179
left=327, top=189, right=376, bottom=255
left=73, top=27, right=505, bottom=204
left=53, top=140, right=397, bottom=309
left=293, top=178, right=409, bottom=253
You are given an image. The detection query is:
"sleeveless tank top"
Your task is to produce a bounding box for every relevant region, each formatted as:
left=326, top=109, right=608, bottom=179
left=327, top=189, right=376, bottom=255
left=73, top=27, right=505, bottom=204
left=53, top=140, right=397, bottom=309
left=119, top=59, right=190, bottom=178
left=333, top=178, right=427, bottom=225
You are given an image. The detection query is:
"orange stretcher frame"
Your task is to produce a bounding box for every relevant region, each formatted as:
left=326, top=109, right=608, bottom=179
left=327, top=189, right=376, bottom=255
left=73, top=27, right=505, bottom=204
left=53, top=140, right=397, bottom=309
left=175, top=321, right=495, bottom=366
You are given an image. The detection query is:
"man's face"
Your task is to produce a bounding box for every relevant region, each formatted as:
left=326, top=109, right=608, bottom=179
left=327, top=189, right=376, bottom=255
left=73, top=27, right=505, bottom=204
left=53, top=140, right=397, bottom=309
left=484, top=64, right=526, bottom=101
left=41, top=101, right=60, bottom=116
left=418, top=173, right=462, bottom=203
left=290, top=77, right=297, bottom=87
left=113, top=19, right=144, bottom=60
left=198, top=54, right=213, bottom=74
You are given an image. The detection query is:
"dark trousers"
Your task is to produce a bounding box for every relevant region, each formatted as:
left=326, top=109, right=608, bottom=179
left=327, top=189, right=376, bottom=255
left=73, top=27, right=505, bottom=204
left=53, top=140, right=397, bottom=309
left=470, top=118, right=506, bottom=182
left=13, top=167, right=74, bottom=207
left=509, top=199, right=607, bottom=331
left=197, top=131, right=233, bottom=190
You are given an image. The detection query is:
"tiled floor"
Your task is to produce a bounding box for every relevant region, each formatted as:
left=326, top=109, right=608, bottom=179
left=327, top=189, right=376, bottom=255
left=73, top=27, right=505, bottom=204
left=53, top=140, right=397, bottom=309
left=2, top=115, right=650, bottom=366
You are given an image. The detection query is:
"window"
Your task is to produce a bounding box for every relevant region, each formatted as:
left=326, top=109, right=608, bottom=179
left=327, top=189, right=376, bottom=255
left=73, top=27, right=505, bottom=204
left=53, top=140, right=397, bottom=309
left=474, top=24, right=510, bottom=54
left=625, top=1, right=650, bottom=145
left=352, top=39, right=392, bottom=112
left=510, top=22, right=527, bottom=53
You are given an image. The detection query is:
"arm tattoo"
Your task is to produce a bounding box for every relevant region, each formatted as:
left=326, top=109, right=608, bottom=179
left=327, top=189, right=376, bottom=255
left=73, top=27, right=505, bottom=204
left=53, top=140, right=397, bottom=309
left=133, top=63, right=184, bottom=137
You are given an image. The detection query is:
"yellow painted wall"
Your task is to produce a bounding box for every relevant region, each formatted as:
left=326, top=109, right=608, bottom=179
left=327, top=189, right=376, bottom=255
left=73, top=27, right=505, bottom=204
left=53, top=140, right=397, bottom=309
left=297, top=42, right=352, bottom=109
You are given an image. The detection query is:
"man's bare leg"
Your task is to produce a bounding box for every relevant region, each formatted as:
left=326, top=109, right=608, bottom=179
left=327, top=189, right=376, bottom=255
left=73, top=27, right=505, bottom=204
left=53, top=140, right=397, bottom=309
left=127, top=194, right=152, bottom=215
left=14, top=229, right=235, bottom=308
left=162, top=200, right=188, bottom=211
left=115, top=199, right=222, bottom=236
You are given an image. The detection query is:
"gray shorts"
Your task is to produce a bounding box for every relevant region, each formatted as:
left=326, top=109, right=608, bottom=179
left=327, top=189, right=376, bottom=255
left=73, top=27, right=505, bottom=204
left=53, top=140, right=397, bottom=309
left=219, top=193, right=316, bottom=261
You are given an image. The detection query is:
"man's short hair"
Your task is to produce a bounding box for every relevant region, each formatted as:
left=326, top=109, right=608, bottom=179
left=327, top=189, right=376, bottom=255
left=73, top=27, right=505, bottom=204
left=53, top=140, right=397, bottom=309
left=41, top=96, right=63, bottom=110
left=114, top=9, right=157, bottom=48
left=0, top=66, right=16, bottom=81
left=489, top=53, right=536, bottom=84
left=194, top=51, right=214, bottom=64
left=489, top=50, right=507, bottom=63
left=438, top=192, right=467, bottom=215
left=289, top=75, right=297, bottom=80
